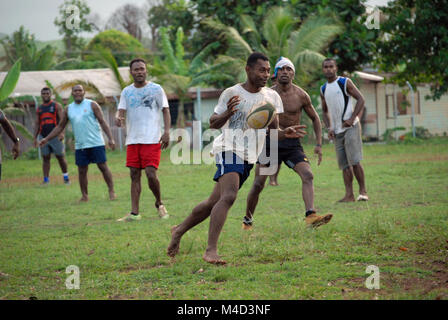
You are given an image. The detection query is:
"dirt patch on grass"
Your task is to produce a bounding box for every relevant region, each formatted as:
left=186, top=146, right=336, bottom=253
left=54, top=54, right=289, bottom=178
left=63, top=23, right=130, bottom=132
left=335, top=259, right=448, bottom=299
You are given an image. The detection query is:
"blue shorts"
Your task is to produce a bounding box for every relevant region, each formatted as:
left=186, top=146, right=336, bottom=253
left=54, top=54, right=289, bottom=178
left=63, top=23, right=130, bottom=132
left=213, top=152, right=254, bottom=189
left=75, top=146, right=107, bottom=167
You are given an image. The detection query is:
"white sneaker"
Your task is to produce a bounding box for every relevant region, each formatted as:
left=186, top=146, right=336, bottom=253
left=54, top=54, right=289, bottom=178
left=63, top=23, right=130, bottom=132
left=117, top=213, right=141, bottom=222
left=158, top=205, right=169, bottom=219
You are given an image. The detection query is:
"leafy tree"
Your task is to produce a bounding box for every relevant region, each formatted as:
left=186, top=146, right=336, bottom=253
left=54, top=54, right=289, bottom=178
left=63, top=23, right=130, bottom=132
left=147, top=0, right=195, bottom=51
left=202, top=7, right=343, bottom=88
left=83, top=29, right=148, bottom=67
left=54, top=0, right=95, bottom=58
left=192, top=0, right=378, bottom=73
left=0, top=26, right=56, bottom=71
left=148, top=27, right=226, bottom=127
left=107, top=4, right=147, bottom=41
left=376, top=0, right=448, bottom=100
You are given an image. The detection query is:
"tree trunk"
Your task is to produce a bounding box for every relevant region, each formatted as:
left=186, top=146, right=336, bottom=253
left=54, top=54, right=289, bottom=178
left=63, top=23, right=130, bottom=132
left=176, top=99, right=185, bottom=128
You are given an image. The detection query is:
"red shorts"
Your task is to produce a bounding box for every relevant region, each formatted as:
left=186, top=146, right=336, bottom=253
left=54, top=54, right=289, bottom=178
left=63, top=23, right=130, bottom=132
left=126, top=144, right=161, bottom=169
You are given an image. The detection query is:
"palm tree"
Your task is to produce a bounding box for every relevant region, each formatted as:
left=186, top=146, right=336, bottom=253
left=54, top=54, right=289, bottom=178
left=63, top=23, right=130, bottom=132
left=148, top=26, right=224, bottom=127
left=0, top=26, right=56, bottom=71
left=202, top=6, right=344, bottom=87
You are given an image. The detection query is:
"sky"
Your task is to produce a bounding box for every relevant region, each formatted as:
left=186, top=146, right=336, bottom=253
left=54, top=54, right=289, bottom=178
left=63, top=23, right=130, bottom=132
left=0, top=0, right=391, bottom=41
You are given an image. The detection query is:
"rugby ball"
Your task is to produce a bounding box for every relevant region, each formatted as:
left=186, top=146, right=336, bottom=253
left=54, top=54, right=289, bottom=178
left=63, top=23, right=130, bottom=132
left=246, top=103, right=277, bottom=129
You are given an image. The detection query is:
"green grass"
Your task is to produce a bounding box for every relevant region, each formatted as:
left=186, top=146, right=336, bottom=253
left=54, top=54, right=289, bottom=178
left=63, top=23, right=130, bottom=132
left=0, top=139, right=447, bottom=300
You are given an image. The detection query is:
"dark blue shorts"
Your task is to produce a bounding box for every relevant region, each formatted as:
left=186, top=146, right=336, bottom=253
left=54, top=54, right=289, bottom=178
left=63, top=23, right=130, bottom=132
left=213, top=152, right=254, bottom=189
left=75, top=146, right=107, bottom=167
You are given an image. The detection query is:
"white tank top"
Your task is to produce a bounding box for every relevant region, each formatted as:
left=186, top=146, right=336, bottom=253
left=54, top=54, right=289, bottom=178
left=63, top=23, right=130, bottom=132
left=323, top=77, right=358, bottom=134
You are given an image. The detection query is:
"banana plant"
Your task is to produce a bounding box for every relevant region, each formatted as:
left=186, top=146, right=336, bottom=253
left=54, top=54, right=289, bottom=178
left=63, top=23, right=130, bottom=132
left=0, top=58, right=34, bottom=142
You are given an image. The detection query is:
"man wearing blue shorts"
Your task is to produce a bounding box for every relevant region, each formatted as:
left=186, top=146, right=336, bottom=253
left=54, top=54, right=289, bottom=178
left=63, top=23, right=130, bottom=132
left=40, top=85, right=116, bottom=202
left=167, top=52, right=306, bottom=265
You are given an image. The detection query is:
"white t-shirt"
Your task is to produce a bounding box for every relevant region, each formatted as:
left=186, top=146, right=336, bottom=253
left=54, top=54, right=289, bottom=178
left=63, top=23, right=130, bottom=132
left=118, top=82, right=169, bottom=145
left=322, top=77, right=358, bottom=134
left=212, top=84, right=284, bottom=164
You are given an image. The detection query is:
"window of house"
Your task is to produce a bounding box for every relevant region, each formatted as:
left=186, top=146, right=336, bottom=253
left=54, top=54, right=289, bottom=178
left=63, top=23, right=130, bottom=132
left=386, top=90, right=420, bottom=118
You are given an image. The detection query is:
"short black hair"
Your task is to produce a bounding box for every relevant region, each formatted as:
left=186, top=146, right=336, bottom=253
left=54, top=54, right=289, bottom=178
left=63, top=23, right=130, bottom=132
left=130, top=58, right=146, bottom=69
left=246, top=52, right=269, bottom=68
left=41, top=87, right=51, bottom=93
left=322, top=58, right=337, bottom=68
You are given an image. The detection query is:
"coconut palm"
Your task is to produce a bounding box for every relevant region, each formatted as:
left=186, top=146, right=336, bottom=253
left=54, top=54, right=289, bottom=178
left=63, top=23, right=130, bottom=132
left=0, top=26, right=56, bottom=71
left=202, top=6, right=344, bottom=87
left=148, top=26, right=224, bottom=127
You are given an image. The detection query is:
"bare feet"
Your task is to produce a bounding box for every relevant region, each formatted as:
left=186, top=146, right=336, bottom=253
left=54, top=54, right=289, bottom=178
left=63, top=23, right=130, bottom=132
left=109, top=191, right=116, bottom=200
left=338, top=196, right=355, bottom=202
left=167, top=225, right=181, bottom=257
left=203, top=251, right=226, bottom=265
left=79, top=196, right=89, bottom=203
left=269, top=179, right=279, bottom=186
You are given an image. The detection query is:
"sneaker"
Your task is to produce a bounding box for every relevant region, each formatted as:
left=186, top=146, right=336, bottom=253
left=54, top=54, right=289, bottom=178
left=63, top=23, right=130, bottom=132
left=158, top=205, right=169, bottom=219
left=305, top=213, right=333, bottom=228
left=117, top=213, right=141, bottom=222
left=242, top=216, right=253, bottom=230
left=40, top=181, right=49, bottom=186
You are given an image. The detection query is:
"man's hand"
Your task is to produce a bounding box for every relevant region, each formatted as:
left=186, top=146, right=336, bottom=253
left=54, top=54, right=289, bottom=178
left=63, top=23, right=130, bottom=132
left=314, top=145, right=322, bottom=166
left=33, top=138, right=38, bottom=148
left=109, top=139, right=116, bottom=151
left=58, top=133, right=65, bottom=141
left=225, top=96, right=240, bottom=116
left=328, top=129, right=335, bottom=140
left=115, top=116, right=125, bottom=127
left=159, top=131, right=170, bottom=150
left=342, top=118, right=354, bottom=128
left=284, top=124, right=307, bottom=139
left=12, top=141, right=19, bottom=160
left=39, top=138, right=48, bottom=147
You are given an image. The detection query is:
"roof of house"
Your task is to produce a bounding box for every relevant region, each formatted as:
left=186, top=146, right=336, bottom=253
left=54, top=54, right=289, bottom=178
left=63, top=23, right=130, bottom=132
left=354, top=71, right=384, bottom=82
left=0, top=67, right=131, bottom=99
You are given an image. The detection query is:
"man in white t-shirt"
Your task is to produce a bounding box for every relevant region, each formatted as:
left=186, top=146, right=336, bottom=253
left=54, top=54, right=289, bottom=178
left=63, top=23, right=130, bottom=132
left=321, top=58, right=368, bottom=202
left=167, top=52, right=306, bottom=265
left=115, top=58, right=171, bottom=222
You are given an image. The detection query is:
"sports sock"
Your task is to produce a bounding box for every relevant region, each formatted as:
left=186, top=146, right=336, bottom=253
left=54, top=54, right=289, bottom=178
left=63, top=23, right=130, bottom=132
left=43, top=176, right=49, bottom=183
left=305, top=209, right=316, bottom=217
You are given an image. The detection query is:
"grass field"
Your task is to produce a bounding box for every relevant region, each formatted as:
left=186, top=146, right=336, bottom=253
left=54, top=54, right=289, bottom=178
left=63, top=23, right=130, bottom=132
left=0, top=139, right=447, bottom=300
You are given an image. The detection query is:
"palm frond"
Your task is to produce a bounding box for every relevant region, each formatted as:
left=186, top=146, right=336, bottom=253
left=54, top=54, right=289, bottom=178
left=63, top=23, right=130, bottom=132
left=0, top=58, right=21, bottom=102
left=189, top=41, right=221, bottom=74
left=226, top=27, right=253, bottom=59
left=2, top=106, right=25, bottom=116
left=240, top=14, right=262, bottom=50
left=175, top=27, right=188, bottom=76
left=56, top=80, right=105, bottom=103
left=289, top=15, right=344, bottom=57
left=159, top=27, right=179, bottom=73
left=9, top=119, right=33, bottom=140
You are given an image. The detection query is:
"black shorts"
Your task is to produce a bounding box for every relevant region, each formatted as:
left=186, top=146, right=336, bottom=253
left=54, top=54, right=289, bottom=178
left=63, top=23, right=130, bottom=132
left=259, top=137, right=309, bottom=169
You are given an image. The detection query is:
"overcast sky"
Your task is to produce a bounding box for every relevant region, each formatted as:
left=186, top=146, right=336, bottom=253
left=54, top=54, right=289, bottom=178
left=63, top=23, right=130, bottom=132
left=0, top=0, right=391, bottom=41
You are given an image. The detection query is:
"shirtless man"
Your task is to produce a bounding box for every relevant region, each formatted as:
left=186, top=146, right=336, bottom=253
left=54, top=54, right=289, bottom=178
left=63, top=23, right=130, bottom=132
left=243, top=57, right=333, bottom=229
